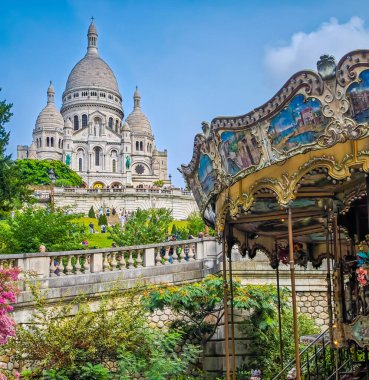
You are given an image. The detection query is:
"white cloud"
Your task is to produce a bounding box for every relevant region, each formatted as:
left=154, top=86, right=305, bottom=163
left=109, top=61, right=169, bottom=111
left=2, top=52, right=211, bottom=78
left=264, top=17, right=369, bottom=85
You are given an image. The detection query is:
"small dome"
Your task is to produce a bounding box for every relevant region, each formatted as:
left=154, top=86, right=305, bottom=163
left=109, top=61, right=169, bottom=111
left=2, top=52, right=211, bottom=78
left=65, top=118, right=73, bottom=129
left=36, top=85, right=64, bottom=130
left=88, top=20, right=97, bottom=35
left=122, top=121, right=131, bottom=131
left=125, top=88, right=152, bottom=134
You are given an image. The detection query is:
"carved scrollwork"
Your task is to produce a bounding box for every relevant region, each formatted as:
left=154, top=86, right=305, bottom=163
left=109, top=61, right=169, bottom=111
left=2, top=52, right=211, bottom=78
left=336, top=50, right=369, bottom=86
left=317, top=118, right=369, bottom=148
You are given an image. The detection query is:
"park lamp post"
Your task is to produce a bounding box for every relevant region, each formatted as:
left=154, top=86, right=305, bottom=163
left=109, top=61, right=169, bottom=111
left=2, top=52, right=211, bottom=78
left=48, top=168, right=56, bottom=211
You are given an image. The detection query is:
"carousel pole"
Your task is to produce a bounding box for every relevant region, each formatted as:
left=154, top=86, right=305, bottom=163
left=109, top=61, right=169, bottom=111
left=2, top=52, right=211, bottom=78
left=325, top=216, right=333, bottom=345
left=222, top=234, right=231, bottom=380
left=288, top=207, right=301, bottom=380
left=275, top=240, right=284, bottom=370
left=228, top=246, right=237, bottom=379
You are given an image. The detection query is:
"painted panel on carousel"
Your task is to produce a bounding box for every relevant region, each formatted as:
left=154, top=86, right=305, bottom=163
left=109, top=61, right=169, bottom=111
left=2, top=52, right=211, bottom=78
left=268, top=94, right=328, bottom=153
left=198, top=154, right=216, bottom=196
left=347, top=70, right=369, bottom=124
left=219, top=130, right=261, bottom=176
left=188, top=177, right=202, bottom=206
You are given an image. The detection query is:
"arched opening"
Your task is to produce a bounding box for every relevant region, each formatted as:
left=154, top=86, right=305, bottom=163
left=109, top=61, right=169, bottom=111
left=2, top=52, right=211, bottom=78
left=78, top=157, right=83, bottom=172
left=46, top=137, right=50, bottom=147
left=112, top=159, right=116, bottom=173
left=115, top=119, right=119, bottom=132
left=74, top=115, right=79, bottom=130
left=82, top=114, right=88, bottom=128
left=136, top=141, right=139, bottom=151
left=94, top=117, right=101, bottom=136
left=51, top=137, right=54, bottom=147
left=108, top=117, right=113, bottom=129
left=39, top=138, right=42, bottom=147
left=140, top=141, right=143, bottom=151
left=94, top=147, right=102, bottom=166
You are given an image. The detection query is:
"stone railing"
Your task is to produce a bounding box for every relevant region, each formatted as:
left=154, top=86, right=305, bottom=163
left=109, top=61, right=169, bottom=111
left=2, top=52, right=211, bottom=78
left=36, top=187, right=193, bottom=197
left=0, top=237, right=217, bottom=279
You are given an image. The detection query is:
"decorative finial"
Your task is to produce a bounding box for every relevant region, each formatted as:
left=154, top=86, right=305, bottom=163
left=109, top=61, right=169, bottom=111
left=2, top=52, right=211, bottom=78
left=133, top=86, right=141, bottom=109
left=87, top=18, right=98, bottom=53
left=47, top=81, right=55, bottom=104
left=91, top=16, right=94, bottom=22
left=317, top=54, right=336, bottom=80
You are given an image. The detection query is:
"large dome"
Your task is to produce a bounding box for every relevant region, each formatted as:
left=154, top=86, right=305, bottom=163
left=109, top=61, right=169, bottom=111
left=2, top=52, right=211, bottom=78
left=63, top=21, right=120, bottom=95
left=65, top=53, right=119, bottom=94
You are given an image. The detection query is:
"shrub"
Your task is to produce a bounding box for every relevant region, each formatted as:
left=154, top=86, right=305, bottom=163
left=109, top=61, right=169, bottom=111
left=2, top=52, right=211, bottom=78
left=88, top=206, right=96, bottom=219
left=98, top=214, right=108, bottom=226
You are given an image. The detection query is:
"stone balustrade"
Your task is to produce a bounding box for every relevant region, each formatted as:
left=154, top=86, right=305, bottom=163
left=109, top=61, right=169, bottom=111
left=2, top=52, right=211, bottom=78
left=0, top=237, right=215, bottom=279
left=45, top=186, right=193, bottom=196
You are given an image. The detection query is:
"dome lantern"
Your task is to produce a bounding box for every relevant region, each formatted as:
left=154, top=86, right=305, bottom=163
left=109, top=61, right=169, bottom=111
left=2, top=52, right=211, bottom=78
left=87, top=18, right=98, bottom=54
left=47, top=81, right=55, bottom=104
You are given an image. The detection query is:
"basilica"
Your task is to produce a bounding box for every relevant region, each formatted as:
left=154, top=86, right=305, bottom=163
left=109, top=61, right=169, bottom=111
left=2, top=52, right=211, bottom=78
left=17, top=21, right=168, bottom=189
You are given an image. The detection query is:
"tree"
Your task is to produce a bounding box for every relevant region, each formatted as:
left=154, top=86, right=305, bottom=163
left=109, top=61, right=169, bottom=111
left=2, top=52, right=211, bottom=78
left=109, top=208, right=173, bottom=246
left=88, top=206, right=95, bottom=219
left=0, top=207, right=86, bottom=253
left=16, top=159, right=83, bottom=187
left=0, top=93, right=32, bottom=215
left=10, top=285, right=198, bottom=379
left=143, top=275, right=318, bottom=374
left=186, top=212, right=214, bottom=237
left=98, top=214, right=107, bottom=226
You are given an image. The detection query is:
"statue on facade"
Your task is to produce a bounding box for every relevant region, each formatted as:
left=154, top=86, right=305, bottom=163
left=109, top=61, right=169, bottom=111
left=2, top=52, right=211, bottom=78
left=65, top=154, right=71, bottom=167
left=125, top=154, right=131, bottom=170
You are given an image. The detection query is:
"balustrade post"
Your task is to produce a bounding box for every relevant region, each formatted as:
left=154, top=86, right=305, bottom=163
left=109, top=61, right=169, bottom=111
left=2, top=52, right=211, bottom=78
left=49, top=256, right=58, bottom=277
left=188, top=243, right=196, bottom=261
left=65, top=256, right=73, bottom=275
left=155, top=248, right=163, bottom=266
left=172, top=245, right=178, bottom=263
left=144, top=248, right=155, bottom=267
left=83, top=254, right=90, bottom=273
left=118, top=251, right=126, bottom=270
left=103, top=253, right=110, bottom=272
left=180, top=245, right=186, bottom=263
left=163, top=246, right=170, bottom=265
left=128, top=251, right=134, bottom=269
left=75, top=254, right=81, bottom=274
left=111, top=252, right=118, bottom=271
left=136, top=250, right=143, bottom=268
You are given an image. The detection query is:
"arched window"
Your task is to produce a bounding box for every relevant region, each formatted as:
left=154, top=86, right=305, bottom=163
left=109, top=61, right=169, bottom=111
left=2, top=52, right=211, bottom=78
left=136, top=141, right=139, bottom=151
left=112, top=159, right=116, bottom=173
left=147, top=143, right=149, bottom=152
left=51, top=137, right=54, bottom=147
left=108, top=117, right=113, bottom=129
left=74, top=115, right=79, bottom=130
left=46, top=137, right=50, bottom=147
left=79, top=158, right=83, bottom=172
left=82, top=114, right=88, bottom=128
left=140, top=141, right=143, bottom=151
left=95, top=147, right=101, bottom=166
left=39, top=138, right=42, bottom=147
left=115, top=120, right=119, bottom=132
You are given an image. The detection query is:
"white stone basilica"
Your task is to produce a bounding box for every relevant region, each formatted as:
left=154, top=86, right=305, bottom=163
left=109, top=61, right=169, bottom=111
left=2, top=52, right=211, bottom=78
left=18, top=21, right=168, bottom=189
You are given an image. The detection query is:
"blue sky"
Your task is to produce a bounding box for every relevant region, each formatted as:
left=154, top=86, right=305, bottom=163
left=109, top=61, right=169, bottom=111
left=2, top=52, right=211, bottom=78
left=2, top=0, right=369, bottom=185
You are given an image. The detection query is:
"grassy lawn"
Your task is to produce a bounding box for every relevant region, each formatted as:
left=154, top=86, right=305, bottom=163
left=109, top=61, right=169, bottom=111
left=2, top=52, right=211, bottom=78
left=76, top=217, right=113, bottom=248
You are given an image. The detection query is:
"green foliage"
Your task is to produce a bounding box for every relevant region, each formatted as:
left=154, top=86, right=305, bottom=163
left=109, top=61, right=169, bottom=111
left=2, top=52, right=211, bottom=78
left=98, top=214, right=108, bottom=226
left=186, top=212, right=214, bottom=237
left=171, top=223, right=177, bottom=236
left=153, top=180, right=164, bottom=187
left=109, top=208, right=173, bottom=246
left=144, top=275, right=318, bottom=375
left=0, top=93, right=32, bottom=215
left=240, top=293, right=320, bottom=378
left=88, top=206, right=96, bottom=219
left=0, top=206, right=86, bottom=253
left=16, top=159, right=83, bottom=187
left=119, top=329, right=199, bottom=380
left=10, top=283, right=197, bottom=379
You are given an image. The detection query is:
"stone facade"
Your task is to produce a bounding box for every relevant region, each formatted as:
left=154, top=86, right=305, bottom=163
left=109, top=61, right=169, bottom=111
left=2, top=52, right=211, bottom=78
left=17, top=21, right=168, bottom=188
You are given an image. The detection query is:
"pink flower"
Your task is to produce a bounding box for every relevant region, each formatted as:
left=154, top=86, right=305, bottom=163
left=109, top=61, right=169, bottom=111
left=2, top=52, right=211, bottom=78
left=357, top=267, right=368, bottom=286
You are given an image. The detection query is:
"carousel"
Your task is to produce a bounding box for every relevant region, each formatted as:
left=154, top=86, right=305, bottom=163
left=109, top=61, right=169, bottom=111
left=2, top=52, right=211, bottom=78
left=181, top=51, right=369, bottom=379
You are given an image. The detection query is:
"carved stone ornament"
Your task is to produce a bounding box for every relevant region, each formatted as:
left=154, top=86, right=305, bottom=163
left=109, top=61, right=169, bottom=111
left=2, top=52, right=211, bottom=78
left=317, top=54, right=336, bottom=80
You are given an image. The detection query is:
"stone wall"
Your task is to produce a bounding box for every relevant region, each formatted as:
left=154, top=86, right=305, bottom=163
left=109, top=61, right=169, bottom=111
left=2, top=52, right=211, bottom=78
left=297, top=291, right=329, bottom=327
left=53, top=188, right=199, bottom=220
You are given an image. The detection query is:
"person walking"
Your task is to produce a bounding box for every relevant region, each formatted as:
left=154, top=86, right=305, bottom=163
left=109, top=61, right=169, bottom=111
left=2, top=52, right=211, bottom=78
left=89, top=222, right=95, bottom=234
